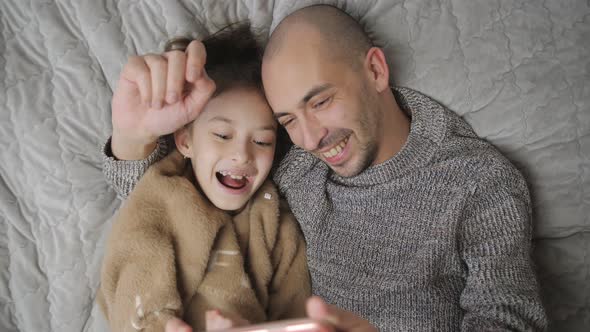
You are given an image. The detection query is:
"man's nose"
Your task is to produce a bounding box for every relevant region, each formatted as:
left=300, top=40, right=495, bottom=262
left=299, top=116, right=327, bottom=152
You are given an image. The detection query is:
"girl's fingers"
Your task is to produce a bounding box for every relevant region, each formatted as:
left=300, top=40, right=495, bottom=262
left=185, top=40, right=207, bottom=82
left=120, top=55, right=152, bottom=107
left=165, top=317, right=193, bottom=332
left=144, top=54, right=168, bottom=109
left=164, top=50, right=187, bottom=104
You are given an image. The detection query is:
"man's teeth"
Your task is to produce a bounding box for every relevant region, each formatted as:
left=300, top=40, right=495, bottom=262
left=322, top=138, right=348, bottom=158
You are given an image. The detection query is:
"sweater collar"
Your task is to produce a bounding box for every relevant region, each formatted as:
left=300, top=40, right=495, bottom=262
left=329, top=87, right=448, bottom=187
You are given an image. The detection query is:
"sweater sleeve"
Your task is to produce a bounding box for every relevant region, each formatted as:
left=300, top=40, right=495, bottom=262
left=101, top=135, right=171, bottom=199
left=266, top=203, right=311, bottom=320
left=458, top=171, right=548, bottom=331
left=97, top=211, right=183, bottom=332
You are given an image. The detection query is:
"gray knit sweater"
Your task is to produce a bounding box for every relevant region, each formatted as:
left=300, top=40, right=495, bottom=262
left=102, top=88, right=547, bottom=331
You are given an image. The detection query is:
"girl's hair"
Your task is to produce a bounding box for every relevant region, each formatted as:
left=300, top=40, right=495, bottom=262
left=166, top=23, right=263, bottom=96
left=165, top=23, right=292, bottom=163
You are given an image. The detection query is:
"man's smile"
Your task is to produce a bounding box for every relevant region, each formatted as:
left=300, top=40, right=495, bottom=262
left=320, top=135, right=352, bottom=166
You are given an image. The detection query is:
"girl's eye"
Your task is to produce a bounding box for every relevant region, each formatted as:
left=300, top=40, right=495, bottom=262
left=254, top=140, right=273, bottom=147
left=313, top=96, right=331, bottom=109
left=213, top=133, right=230, bottom=140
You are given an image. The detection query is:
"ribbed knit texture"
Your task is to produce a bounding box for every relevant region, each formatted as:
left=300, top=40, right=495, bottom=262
left=102, top=136, right=170, bottom=198
left=102, top=88, right=547, bottom=331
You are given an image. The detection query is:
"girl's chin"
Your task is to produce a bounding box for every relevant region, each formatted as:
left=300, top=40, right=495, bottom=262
left=212, top=199, right=249, bottom=213
left=210, top=182, right=253, bottom=211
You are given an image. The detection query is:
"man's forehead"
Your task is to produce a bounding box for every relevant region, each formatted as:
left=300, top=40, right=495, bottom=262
left=263, top=32, right=331, bottom=81
left=264, top=20, right=322, bottom=61
left=264, top=57, right=329, bottom=106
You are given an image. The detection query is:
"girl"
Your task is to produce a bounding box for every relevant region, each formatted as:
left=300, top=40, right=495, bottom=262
left=97, top=24, right=310, bottom=332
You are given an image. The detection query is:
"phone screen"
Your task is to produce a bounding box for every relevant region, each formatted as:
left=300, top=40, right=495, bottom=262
left=218, top=318, right=327, bottom=332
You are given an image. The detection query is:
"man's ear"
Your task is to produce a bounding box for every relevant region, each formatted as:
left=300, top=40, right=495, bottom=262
left=364, top=47, right=390, bottom=93
left=174, top=126, right=192, bottom=157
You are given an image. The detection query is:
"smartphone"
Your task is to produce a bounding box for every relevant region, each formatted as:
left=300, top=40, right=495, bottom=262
left=215, top=318, right=329, bottom=332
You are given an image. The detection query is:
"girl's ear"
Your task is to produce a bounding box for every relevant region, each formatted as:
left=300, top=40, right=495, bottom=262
left=174, top=126, right=192, bottom=157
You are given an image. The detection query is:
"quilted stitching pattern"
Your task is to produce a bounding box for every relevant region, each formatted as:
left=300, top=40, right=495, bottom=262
left=1, top=0, right=588, bottom=331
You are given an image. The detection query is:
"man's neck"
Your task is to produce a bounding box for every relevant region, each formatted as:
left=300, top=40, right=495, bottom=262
left=372, top=91, right=411, bottom=166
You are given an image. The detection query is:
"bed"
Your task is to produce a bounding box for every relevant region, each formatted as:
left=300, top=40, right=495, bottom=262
left=1, top=0, right=588, bottom=331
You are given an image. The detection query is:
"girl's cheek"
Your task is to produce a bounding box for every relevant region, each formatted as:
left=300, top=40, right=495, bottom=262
left=264, top=151, right=275, bottom=167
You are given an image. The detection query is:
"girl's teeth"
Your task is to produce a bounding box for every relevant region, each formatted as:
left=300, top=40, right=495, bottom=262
left=219, top=171, right=247, bottom=179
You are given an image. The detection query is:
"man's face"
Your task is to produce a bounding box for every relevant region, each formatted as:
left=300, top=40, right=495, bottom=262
left=262, top=28, right=382, bottom=177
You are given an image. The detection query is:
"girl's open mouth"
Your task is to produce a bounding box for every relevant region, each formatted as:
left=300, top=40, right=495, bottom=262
left=216, top=172, right=249, bottom=190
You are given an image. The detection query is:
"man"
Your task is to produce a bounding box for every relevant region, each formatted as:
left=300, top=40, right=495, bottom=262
left=103, top=5, right=547, bottom=331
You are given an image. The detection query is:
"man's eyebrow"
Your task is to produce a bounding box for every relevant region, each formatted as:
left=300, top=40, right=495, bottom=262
left=274, top=84, right=334, bottom=119
left=300, top=84, right=333, bottom=106
left=274, top=112, right=290, bottom=120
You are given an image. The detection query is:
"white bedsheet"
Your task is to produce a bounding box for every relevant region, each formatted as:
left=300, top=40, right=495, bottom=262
left=1, top=0, right=588, bottom=331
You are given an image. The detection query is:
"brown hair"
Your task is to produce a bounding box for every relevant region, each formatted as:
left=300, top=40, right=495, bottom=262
left=166, top=23, right=292, bottom=163
left=166, top=23, right=263, bottom=97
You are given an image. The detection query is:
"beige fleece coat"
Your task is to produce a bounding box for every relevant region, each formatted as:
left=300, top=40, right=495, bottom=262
left=97, top=150, right=311, bottom=332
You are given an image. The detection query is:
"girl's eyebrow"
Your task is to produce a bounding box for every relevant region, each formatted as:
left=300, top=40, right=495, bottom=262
left=209, top=115, right=276, bottom=131
left=258, top=125, right=277, bottom=131
left=209, top=116, right=233, bottom=124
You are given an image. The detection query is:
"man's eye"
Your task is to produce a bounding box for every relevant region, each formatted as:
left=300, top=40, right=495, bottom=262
left=281, top=118, right=294, bottom=127
left=313, top=97, right=331, bottom=109
left=214, top=133, right=229, bottom=140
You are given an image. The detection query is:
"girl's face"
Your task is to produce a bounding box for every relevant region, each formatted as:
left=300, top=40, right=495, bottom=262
left=175, top=87, right=277, bottom=211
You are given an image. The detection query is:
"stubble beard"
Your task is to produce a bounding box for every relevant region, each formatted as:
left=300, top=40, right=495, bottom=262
left=335, top=82, right=381, bottom=178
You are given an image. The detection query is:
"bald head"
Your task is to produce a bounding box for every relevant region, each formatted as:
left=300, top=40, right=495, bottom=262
left=264, top=5, right=373, bottom=69
left=261, top=5, right=401, bottom=177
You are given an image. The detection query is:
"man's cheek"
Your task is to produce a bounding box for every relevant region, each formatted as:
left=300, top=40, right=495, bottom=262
left=286, top=129, right=304, bottom=148
left=322, top=104, right=350, bottom=128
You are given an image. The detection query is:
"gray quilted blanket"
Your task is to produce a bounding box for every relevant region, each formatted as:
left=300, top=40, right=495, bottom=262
left=1, top=0, right=588, bottom=331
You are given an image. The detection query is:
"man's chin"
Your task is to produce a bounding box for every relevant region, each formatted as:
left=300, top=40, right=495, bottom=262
left=328, top=161, right=364, bottom=178
left=326, top=150, right=374, bottom=178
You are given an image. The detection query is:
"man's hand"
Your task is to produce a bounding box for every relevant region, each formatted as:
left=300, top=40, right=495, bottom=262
left=111, top=40, right=215, bottom=160
left=306, top=296, right=378, bottom=332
